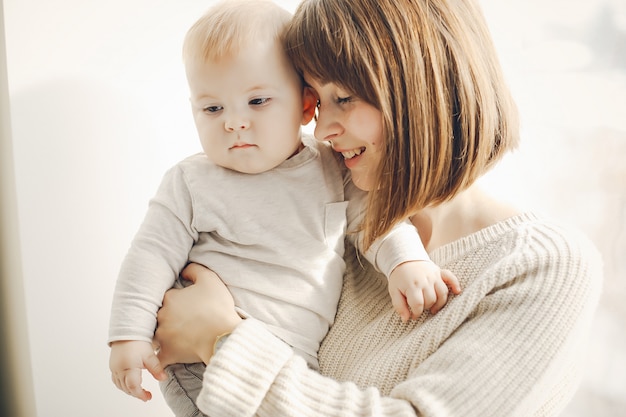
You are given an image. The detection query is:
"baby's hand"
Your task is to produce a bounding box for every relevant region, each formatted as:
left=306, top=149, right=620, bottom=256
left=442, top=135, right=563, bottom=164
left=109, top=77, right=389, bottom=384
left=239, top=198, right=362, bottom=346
left=109, top=340, right=167, bottom=402
left=388, top=261, right=461, bottom=322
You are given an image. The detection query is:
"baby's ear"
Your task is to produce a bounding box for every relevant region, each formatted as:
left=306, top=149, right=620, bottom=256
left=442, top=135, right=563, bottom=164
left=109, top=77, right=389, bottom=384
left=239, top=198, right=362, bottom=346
left=301, top=87, right=317, bottom=125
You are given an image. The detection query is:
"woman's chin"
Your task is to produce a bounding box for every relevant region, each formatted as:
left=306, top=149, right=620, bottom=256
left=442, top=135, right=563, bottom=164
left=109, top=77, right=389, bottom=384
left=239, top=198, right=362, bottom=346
left=350, top=172, right=373, bottom=191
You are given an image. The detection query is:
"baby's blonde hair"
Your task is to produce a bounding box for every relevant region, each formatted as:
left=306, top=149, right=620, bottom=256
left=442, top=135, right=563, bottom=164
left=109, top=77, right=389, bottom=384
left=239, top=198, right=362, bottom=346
left=183, top=0, right=292, bottom=64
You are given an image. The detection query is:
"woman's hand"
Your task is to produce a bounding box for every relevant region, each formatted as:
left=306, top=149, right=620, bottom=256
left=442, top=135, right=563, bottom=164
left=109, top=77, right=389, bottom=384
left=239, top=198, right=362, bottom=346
left=154, top=263, right=242, bottom=366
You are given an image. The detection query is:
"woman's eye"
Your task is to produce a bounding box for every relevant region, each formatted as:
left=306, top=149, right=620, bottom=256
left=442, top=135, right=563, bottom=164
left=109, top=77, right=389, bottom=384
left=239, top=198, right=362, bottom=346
left=336, top=96, right=352, bottom=104
left=250, top=97, right=270, bottom=106
left=203, top=105, right=222, bottom=113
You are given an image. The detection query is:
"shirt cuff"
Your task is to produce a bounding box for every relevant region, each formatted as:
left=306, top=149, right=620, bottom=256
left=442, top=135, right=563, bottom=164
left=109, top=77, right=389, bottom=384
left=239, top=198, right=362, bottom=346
left=197, top=318, right=293, bottom=417
left=366, top=221, right=430, bottom=277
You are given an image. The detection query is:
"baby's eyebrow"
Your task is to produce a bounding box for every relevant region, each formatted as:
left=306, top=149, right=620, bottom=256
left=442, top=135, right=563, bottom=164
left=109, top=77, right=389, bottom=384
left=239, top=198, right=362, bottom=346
left=192, top=92, right=218, bottom=101
left=245, top=84, right=275, bottom=93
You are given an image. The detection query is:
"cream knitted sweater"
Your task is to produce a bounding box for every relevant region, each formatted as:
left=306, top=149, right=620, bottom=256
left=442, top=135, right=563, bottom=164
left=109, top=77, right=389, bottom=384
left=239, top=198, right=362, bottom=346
left=196, top=213, right=602, bottom=417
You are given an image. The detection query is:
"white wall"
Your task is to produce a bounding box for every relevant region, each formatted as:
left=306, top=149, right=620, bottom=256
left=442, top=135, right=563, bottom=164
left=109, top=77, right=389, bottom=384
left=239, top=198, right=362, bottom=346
left=0, top=0, right=36, bottom=415
left=3, top=0, right=624, bottom=416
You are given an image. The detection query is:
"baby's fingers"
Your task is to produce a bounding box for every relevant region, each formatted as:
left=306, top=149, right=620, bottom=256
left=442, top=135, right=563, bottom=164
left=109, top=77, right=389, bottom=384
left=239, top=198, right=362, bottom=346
left=404, top=288, right=425, bottom=320
left=418, top=286, right=438, bottom=317
left=441, top=269, right=462, bottom=294
left=429, top=280, right=450, bottom=314
left=390, top=289, right=412, bottom=323
left=125, top=370, right=152, bottom=402
left=115, top=369, right=152, bottom=402
left=144, top=351, right=167, bottom=382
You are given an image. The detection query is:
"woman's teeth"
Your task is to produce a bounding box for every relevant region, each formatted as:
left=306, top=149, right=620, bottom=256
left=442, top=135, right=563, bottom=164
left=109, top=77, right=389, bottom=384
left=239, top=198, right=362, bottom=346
left=341, top=147, right=365, bottom=159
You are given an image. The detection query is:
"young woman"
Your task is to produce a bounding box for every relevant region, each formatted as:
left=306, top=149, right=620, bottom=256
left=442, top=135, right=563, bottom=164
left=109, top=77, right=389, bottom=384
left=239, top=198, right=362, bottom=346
left=152, top=0, right=603, bottom=415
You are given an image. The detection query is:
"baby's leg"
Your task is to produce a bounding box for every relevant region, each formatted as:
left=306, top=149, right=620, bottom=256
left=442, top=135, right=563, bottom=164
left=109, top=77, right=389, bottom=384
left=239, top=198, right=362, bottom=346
left=160, top=362, right=207, bottom=417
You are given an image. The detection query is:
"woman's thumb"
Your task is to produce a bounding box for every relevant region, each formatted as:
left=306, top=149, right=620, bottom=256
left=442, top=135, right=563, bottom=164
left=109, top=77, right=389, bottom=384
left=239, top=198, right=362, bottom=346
left=180, top=263, right=202, bottom=284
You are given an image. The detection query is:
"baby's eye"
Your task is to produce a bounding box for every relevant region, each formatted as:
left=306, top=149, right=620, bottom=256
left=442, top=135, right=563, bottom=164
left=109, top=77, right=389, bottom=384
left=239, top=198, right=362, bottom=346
left=250, top=97, right=271, bottom=106
left=203, top=105, right=223, bottom=113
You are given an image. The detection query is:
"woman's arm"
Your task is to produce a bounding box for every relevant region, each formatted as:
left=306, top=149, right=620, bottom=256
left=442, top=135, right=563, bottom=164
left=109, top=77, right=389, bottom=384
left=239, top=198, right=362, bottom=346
left=154, top=263, right=419, bottom=417
left=198, top=319, right=417, bottom=417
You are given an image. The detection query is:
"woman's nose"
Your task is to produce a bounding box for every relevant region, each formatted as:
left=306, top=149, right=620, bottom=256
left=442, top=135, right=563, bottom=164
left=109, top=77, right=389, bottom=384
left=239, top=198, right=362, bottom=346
left=314, top=107, right=342, bottom=142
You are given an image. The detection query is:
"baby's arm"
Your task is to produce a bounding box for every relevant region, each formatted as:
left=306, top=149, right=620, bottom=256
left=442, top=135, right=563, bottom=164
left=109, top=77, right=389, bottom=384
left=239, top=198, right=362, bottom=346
left=344, top=175, right=461, bottom=321
left=342, top=171, right=460, bottom=320
left=108, top=162, right=199, bottom=399
left=109, top=340, right=167, bottom=402
left=363, top=222, right=461, bottom=321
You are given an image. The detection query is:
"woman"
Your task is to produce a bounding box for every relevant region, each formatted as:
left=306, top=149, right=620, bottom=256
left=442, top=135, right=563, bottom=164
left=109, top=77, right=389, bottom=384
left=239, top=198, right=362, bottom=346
left=154, top=0, right=603, bottom=415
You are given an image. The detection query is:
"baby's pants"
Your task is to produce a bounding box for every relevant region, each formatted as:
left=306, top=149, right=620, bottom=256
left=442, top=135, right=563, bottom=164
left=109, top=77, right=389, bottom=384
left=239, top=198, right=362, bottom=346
left=160, top=362, right=207, bottom=417
left=160, top=348, right=318, bottom=417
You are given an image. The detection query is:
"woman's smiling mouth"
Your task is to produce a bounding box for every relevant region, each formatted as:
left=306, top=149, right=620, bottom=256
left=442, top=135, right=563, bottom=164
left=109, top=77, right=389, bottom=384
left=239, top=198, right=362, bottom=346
left=341, top=147, right=366, bottom=159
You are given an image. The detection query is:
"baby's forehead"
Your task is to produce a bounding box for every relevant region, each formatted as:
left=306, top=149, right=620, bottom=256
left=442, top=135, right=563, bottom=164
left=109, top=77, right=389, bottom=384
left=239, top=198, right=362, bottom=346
left=188, top=37, right=286, bottom=70
left=187, top=50, right=300, bottom=98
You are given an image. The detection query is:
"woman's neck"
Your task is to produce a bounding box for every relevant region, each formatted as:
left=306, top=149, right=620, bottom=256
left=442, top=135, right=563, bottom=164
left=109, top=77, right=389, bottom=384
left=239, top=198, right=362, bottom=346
left=410, top=184, right=521, bottom=252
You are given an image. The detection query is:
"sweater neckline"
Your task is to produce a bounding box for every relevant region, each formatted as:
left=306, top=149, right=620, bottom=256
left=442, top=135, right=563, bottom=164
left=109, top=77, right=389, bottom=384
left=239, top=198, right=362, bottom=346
left=429, top=212, right=540, bottom=264
left=275, top=135, right=319, bottom=170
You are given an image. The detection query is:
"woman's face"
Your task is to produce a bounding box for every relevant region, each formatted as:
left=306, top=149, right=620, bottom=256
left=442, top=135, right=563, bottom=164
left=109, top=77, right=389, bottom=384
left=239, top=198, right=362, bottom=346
left=306, top=76, right=384, bottom=191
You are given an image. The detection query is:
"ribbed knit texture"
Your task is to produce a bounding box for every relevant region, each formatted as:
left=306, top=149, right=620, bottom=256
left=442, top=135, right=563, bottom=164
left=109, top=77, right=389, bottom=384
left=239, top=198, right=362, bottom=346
left=198, top=213, right=603, bottom=417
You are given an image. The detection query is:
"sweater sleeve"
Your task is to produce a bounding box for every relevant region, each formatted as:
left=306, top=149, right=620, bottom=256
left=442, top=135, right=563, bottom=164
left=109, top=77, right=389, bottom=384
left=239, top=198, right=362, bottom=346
left=196, top=319, right=418, bottom=417
left=108, top=164, right=198, bottom=344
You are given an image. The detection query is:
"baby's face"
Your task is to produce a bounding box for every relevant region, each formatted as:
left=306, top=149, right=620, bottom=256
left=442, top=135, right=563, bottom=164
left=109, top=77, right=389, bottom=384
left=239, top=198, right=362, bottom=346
left=186, top=40, right=305, bottom=174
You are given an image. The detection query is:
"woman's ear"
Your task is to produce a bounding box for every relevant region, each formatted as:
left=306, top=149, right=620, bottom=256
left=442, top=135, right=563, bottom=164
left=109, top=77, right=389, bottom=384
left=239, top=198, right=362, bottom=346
left=301, top=87, right=317, bottom=125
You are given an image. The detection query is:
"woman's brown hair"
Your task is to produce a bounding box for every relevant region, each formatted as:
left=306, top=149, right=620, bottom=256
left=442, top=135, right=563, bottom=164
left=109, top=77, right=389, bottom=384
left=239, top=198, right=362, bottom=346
left=284, top=0, right=520, bottom=249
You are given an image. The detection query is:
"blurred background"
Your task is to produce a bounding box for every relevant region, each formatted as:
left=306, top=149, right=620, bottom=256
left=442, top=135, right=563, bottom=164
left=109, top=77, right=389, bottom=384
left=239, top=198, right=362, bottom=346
left=2, top=0, right=624, bottom=415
